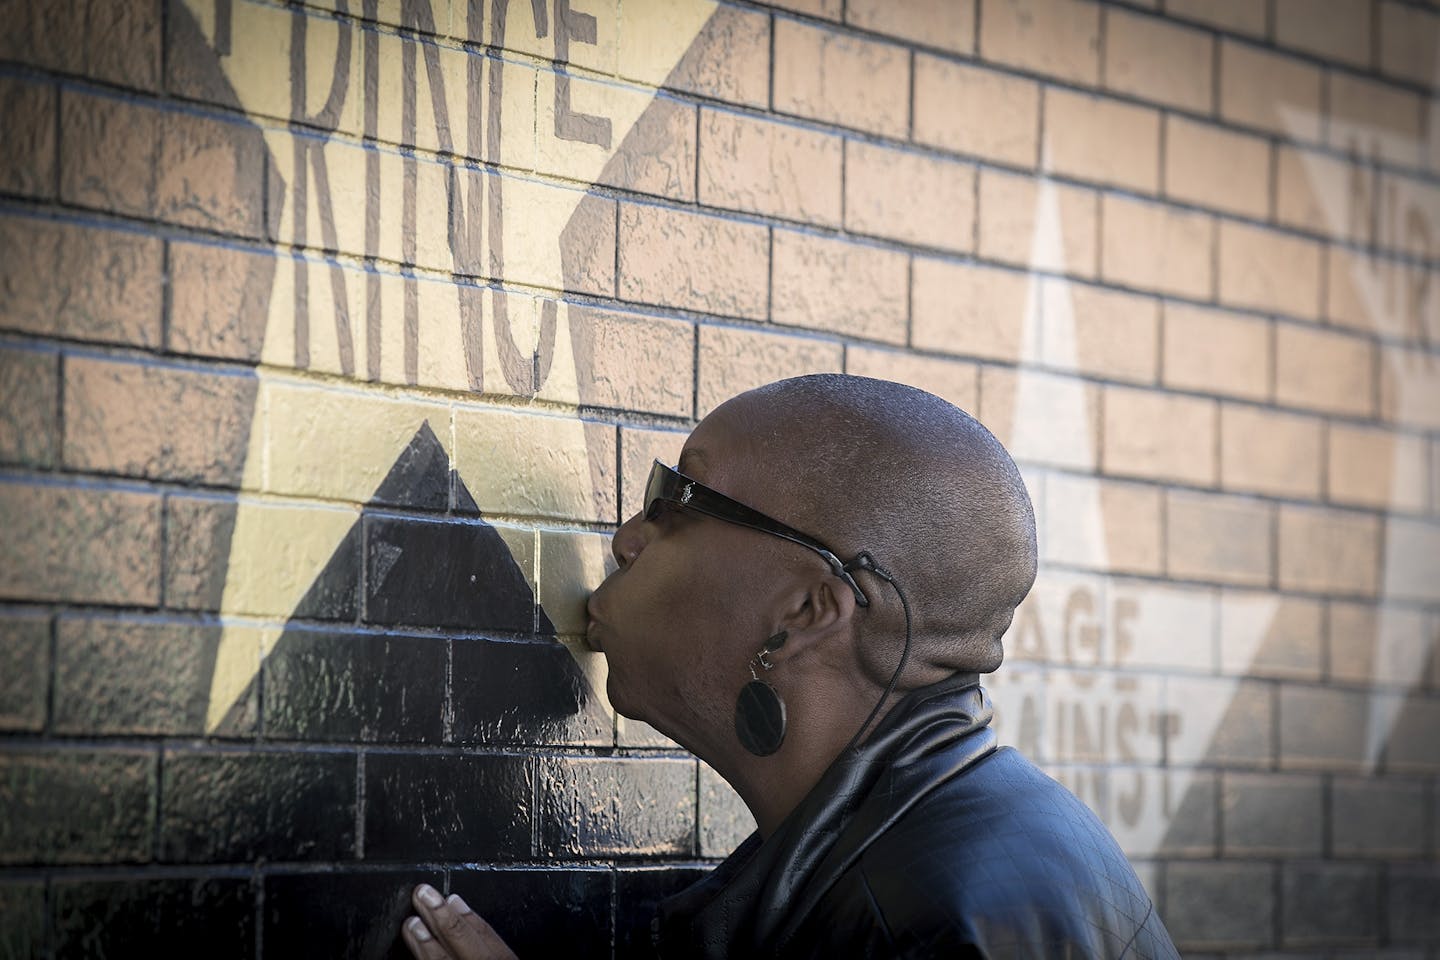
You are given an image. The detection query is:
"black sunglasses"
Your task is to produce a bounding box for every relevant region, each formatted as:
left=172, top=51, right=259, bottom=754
left=642, top=460, right=871, bottom=607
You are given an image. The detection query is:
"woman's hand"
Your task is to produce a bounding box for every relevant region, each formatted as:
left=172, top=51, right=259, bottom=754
left=401, top=884, right=519, bottom=960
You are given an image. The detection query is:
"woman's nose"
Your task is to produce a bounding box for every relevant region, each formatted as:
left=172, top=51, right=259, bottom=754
left=611, top=509, right=648, bottom=569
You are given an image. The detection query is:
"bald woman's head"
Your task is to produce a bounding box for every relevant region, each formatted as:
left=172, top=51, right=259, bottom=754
left=713, top=374, right=1037, bottom=676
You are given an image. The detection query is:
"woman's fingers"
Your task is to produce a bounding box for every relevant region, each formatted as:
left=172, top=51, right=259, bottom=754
left=406, top=885, right=519, bottom=960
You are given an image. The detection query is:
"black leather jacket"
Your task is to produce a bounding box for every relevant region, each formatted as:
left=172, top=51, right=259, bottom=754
left=653, top=674, right=1179, bottom=958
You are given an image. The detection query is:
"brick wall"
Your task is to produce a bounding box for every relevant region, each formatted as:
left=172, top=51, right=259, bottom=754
left=1, top=0, right=1438, bottom=955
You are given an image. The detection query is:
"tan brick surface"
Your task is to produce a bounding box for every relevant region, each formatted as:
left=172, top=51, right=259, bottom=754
left=1278, top=504, right=1380, bottom=596
left=768, top=0, right=842, bottom=18
left=980, top=367, right=1099, bottom=469
left=1276, top=146, right=1354, bottom=239
left=1044, top=473, right=1162, bottom=574
left=1385, top=518, right=1440, bottom=603
left=168, top=242, right=274, bottom=362
left=156, top=109, right=268, bottom=238
left=1166, top=0, right=1267, bottom=37
left=540, top=306, right=693, bottom=417
left=1218, top=41, right=1323, bottom=143
left=1274, top=0, right=1372, bottom=67
left=1325, top=248, right=1412, bottom=340
left=1380, top=344, right=1440, bottom=430
left=64, top=357, right=258, bottom=487
left=1, top=0, right=160, bottom=90
left=58, top=90, right=157, bottom=219
left=1044, top=89, right=1160, bottom=192
left=0, top=348, right=58, bottom=468
left=1166, top=489, right=1273, bottom=587
left=1100, top=194, right=1213, bottom=299
left=1219, top=591, right=1324, bottom=680
left=1275, top=324, right=1374, bottom=417
left=913, top=55, right=1039, bottom=167
left=846, top=141, right=974, bottom=251
left=0, top=77, right=55, bottom=199
left=696, top=325, right=843, bottom=417
left=772, top=19, right=909, bottom=138
left=1164, top=117, right=1270, bottom=220
left=0, top=483, right=160, bottom=606
left=698, top=109, right=842, bottom=225
left=538, top=529, right=615, bottom=636
left=1220, top=403, right=1323, bottom=500
left=1163, top=303, right=1271, bottom=402
left=453, top=410, right=617, bottom=523
left=1329, top=601, right=1432, bottom=686
left=1113, top=579, right=1218, bottom=673
left=978, top=170, right=1097, bottom=276
left=1386, top=173, right=1440, bottom=261
left=772, top=231, right=908, bottom=343
left=1379, top=0, right=1440, bottom=86
left=1327, top=73, right=1422, bottom=169
left=1219, top=222, right=1322, bottom=319
left=847, top=0, right=975, bottom=53
left=620, top=426, right=688, bottom=519
left=844, top=346, right=980, bottom=412
left=1103, top=385, right=1216, bottom=485
left=622, top=3, right=769, bottom=108
left=981, top=0, right=1100, bottom=84
left=913, top=259, right=1030, bottom=362
left=1104, top=8, right=1212, bottom=113
left=1041, top=280, right=1158, bottom=383
left=617, top=203, right=768, bottom=319
left=1328, top=423, right=1429, bottom=513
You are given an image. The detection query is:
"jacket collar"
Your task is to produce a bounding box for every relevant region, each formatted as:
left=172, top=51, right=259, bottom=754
left=655, top=672, right=996, bottom=957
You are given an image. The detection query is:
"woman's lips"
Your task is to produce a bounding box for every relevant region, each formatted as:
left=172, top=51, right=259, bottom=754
left=583, top=596, right=603, bottom=652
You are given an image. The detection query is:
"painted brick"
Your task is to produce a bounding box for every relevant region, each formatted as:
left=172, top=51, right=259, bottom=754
left=538, top=756, right=696, bottom=857
left=845, top=141, right=975, bottom=251
left=1388, top=693, right=1440, bottom=771
left=1100, top=194, right=1213, bottom=299
left=543, top=305, right=693, bottom=417
left=0, top=483, right=160, bottom=606
left=168, top=242, right=275, bottom=361
left=1279, top=504, right=1380, bottom=596
left=980, top=367, right=1099, bottom=470
left=844, top=346, right=980, bottom=413
left=1276, top=145, right=1355, bottom=238
left=1163, top=861, right=1275, bottom=951
left=698, top=109, right=842, bottom=225
left=1282, top=861, right=1381, bottom=947
left=772, top=231, right=908, bottom=343
left=0, top=749, right=155, bottom=864
left=913, top=259, right=1029, bottom=362
left=1043, top=89, right=1160, bottom=192
left=1219, top=590, right=1324, bottom=681
left=1104, top=8, right=1212, bottom=112
left=468, top=0, right=616, bottom=72
left=846, top=0, right=975, bottom=53
left=1388, top=864, right=1440, bottom=942
left=0, top=217, right=163, bottom=347
left=160, top=750, right=355, bottom=862
left=52, top=877, right=254, bottom=959
left=1219, top=222, right=1322, bottom=319
left=1166, top=489, right=1273, bottom=587
left=621, top=2, right=769, bottom=108
left=264, top=629, right=448, bottom=743
left=1275, top=324, right=1374, bottom=416
left=538, top=529, right=615, bottom=637
left=696, top=325, right=843, bottom=417
left=1219, top=40, right=1324, bottom=142
left=1279, top=683, right=1369, bottom=770
left=364, top=752, right=532, bottom=860
left=1329, top=423, right=1429, bottom=513
left=485, top=176, right=615, bottom=295
left=1102, top=386, right=1216, bottom=485
left=1379, top=1, right=1440, bottom=86
left=0, top=615, right=47, bottom=733
left=1043, top=473, right=1162, bottom=574
left=772, top=19, right=908, bottom=138
left=617, top=869, right=713, bottom=958
left=0, top=882, right=43, bottom=959
left=1385, top=173, right=1440, bottom=260
left=1332, top=776, right=1429, bottom=857
left=1275, top=0, right=1372, bottom=67
left=1327, top=72, right=1422, bottom=169
left=1164, top=117, right=1270, bottom=219
left=768, top=0, right=841, bottom=18
left=0, top=347, right=57, bottom=469
left=1165, top=675, right=1272, bottom=765
left=1326, top=250, right=1409, bottom=341
left=619, top=426, right=687, bottom=520
left=363, top=33, right=488, bottom=160
left=0, top=0, right=160, bottom=90
left=912, top=54, right=1039, bottom=167
left=63, top=357, right=258, bottom=487
left=980, top=0, right=1100, bottom=84
left=452, top=637, right=613, bottom=747
left=617, top=203, right=768, bottom=319
left=262, top=869, right=446, bottom=960
left=1162, top=303, right=1270, bottom=402
left=1166, top=0, right=1267, bottom=37
left=448, top=869, right=612, bottom=957
left=1219, top=403, right=1323, bottom=499
left=1042, top=280, right=1157, bottom=382
left=699, top=761, right=755, bottom=857
left=1381, top=344, right=1440, bottom=430
left=1384, top=518, right=1440, bottom=604
left=0, top=77, right=55, bottom=199
left=978, top=171, right=1098, bottom=276
left=53, top=617, right=258, bottom=737
left=1221, top=772, right=1324, bottom=856
left=453, top=409, right=615, bottom=523
left=163, top=495, right=235, bottom=612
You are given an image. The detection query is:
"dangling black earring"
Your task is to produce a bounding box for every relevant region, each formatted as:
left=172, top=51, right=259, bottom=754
left=735, top=631, right=788, bottom=757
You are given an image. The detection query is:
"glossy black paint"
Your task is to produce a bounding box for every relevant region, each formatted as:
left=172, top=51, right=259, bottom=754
left=449, top=868, right=612, bottom=958
left=363, top=752, right=533, bottom=861
left=451, top=637, right=612, bottom=746
left=0, top=749, right=155, bottom=865
left=51, top=876, right=254, bottom=959
left=263, top=868, right=443, bottom=960
left=159, top=750, right=356, bottom=862
left=369, top=420, right=451, bottom=511
left=538, top=757, right=697, bottom=859
left=0, top=881, right=44, bottom=958
left=0, top=613, right=48, bottom=732
left=614, top=866, right=713, bottom=959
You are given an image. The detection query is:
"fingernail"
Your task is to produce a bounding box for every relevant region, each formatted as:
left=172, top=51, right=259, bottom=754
left=417, top=884, right=443, bottom=908
left=447, top=893, right=471, bottom=914
left=408, top=917, right=432, bottom=942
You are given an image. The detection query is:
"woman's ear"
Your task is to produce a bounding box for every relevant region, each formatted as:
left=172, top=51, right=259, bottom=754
left=771, top=576, right=857, bottom=660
